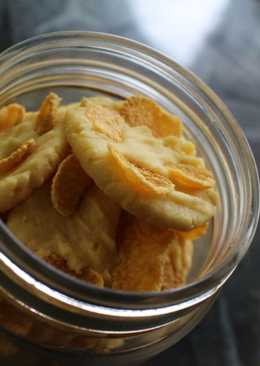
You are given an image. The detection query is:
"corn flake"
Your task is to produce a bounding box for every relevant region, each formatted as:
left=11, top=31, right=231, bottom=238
left=85, top=103, right=124, bottom=142
left=170, top=163, right=215, bottom=190
left=35, top=93, right=61, bottom=135
left=0, top=103, right=25, bottom=133
left=176, top=223, right=208, bottom=240
left=51, top=154, right=92, bottom=216
left=119, top=95, right=183, bottom=137
left=0, top=139, right=36, bottom=174
left=108, top=145, right=175, bottom=196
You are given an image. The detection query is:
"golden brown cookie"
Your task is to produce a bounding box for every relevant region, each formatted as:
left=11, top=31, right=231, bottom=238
left=80, top=95, right=120, bottom=109
left=7, top=183, right=121, bottom=275
left=45, top=255, right=104, bottom=287
left=65, top=101, right=218, bottom=230
left=112, top=215, right=193, bottom=291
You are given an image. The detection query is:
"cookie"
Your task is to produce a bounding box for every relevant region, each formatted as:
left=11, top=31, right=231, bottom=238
left=0, top=93, right=128, bottom=212
left=65, top=101, right=218, bottom=230
left=45, top=255, right=104, bottom=287
left=0, top=94, right=69, bottom=212
left=7, top=183, right=121, bottom=275
left=112, top=215, right=193, bottom=291
left=80, top=95, right=120, bottom=109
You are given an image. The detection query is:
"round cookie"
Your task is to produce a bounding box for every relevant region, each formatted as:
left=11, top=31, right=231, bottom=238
left=65, top=100, right=218, bottom=230
left=7, top=183, right=121, bottom=276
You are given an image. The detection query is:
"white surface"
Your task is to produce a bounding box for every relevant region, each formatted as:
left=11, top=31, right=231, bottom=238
left=129, top=0, right=230, bottom=66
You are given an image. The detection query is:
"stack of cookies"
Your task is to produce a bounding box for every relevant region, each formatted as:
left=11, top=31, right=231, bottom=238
left=0, top=93, right=218, bottom=291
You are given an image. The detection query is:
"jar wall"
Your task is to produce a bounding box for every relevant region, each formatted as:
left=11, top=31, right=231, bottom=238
left=0, top=32, right=258, bottom=366
left=0, top=294, right=214, bottom=365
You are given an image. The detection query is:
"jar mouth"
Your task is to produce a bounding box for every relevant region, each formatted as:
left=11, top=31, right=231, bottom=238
left=0, top=31, right=259, bottom=316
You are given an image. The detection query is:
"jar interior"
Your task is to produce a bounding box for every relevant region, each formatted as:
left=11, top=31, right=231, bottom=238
left=0, top=32, right=257, bottom=302
left=1, top=83, right=214, bottom=285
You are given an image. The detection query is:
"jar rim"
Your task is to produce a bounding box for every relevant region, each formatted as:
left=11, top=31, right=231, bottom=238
left=0, top=31, right=258, bottom=323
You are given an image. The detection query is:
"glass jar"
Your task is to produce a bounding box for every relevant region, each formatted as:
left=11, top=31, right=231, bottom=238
left=0, top=32, right=258, bottom=366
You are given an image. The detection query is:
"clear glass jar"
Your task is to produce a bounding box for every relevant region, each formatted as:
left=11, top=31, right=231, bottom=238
left=0, top=31, right=258, bottom=366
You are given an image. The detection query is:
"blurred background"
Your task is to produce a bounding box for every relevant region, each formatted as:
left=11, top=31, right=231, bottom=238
left=0, top=0, right=259, bottom=365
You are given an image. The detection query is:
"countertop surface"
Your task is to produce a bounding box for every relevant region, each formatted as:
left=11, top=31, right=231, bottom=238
left=1, top=1, right=260, bottom=365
